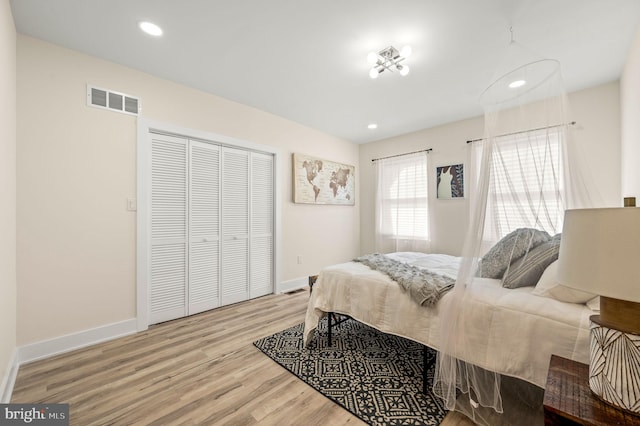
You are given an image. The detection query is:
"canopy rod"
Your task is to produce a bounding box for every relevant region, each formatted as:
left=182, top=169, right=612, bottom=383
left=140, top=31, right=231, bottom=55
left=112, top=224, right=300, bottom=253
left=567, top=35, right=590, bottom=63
left=466, top=121, right=577, bottom=144
left=371, top=148, right=432, bottom=163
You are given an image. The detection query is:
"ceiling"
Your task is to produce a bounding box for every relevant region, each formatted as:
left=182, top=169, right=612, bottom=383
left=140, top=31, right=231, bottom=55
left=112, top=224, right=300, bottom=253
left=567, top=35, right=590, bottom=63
left=10, top=0, right=640, bottom=144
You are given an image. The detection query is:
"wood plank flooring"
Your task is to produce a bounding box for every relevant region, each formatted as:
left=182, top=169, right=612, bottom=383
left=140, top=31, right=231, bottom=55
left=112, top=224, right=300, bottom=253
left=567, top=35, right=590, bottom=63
left=12, top=288, right=474, bottom=425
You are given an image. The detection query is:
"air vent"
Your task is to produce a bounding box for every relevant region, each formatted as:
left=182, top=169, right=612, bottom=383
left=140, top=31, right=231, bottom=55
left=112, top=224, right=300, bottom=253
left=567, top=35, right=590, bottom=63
left=87, top=85, right=140, bottom=116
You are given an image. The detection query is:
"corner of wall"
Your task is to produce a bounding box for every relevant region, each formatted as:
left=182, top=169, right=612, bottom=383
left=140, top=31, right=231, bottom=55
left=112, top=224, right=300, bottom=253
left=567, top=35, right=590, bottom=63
left=0, top=0, right=17, bottom=406
left=0, top=350, right=18, bottom=403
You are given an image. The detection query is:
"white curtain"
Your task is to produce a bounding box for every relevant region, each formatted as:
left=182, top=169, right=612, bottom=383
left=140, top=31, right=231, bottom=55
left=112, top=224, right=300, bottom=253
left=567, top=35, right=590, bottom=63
left=476, top=126, right=566, bottom=251
left=374, top=152, right=431, bottom=253
left=434, top=43, right=602, bottom=425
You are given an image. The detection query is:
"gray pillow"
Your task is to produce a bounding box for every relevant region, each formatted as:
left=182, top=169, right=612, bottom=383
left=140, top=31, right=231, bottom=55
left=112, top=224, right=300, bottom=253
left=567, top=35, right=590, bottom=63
left=478, top=228, right=551, bottom=279
left=502, top=233, right=561, bottom=289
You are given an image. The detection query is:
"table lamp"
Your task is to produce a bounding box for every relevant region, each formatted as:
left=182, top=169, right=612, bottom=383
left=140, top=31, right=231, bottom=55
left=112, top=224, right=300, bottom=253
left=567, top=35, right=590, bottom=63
left=557, top=204, right=640, bottom=414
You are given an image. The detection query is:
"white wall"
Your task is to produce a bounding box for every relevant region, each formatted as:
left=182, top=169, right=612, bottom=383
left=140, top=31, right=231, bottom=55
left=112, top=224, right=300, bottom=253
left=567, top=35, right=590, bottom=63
left=13, top=25, right=630, bottom=357
left=359, top=82, right=622, bottom=255
left=0, top=0, right=17, bottom=399
left=16, top=35, right=359, bottom=346
left=621, top=27, right=640, bottom=199
left=568, top=83, right=622, bottom=206
left=359, top=115, right=482, bottom=256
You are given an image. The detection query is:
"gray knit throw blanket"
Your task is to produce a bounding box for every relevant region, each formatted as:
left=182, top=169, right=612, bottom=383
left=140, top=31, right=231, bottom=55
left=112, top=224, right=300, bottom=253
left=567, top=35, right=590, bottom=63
left=353, top=253, right=455, bottom=306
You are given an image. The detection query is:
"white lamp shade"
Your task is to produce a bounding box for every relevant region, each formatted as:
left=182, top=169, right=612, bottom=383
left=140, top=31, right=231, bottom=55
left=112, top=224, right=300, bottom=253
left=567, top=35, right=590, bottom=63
left=557, top=208, right=640, bottom=302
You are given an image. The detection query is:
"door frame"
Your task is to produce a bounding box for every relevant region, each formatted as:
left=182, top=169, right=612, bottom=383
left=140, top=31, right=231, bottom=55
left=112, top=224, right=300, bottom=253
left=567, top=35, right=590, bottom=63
left=136, top=117, right=282, bottom=331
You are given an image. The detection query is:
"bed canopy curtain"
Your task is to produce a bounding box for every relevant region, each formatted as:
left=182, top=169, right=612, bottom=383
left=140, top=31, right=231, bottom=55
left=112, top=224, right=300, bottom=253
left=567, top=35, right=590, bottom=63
left=470, top=124, right=567, bottom=254
left=433, top=39, right=601, bottom=424
left=374, top=151, right=431, bottom=253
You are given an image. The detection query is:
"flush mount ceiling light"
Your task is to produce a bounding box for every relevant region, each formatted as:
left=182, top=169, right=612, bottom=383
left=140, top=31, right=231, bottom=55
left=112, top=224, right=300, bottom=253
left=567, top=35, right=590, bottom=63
left=368, top=123, right=378, bottom=129
left=138, top=21, right=163, bottom=36
left=368, top=45, right=411, bottom=79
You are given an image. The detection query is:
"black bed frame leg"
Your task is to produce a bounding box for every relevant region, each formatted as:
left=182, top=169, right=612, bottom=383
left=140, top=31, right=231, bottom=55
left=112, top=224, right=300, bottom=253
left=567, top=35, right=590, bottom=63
left=422, top=345, right=437, bottom=394
left=325, top=312, right=350, bottom=347
left=422, top=345, right=428, bottom=394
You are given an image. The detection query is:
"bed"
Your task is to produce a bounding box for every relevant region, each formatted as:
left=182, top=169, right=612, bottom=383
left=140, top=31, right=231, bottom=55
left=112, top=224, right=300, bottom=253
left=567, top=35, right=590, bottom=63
left=303, top=251, right=595, bottom=389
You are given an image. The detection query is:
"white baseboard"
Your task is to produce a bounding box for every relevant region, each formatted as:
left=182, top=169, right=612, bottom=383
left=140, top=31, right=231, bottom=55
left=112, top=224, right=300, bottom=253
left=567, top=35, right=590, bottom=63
left=18, top=318, right=138, bottom=365
left=0, top=349, right=18, bottom=403
left=278, top=276, right=309, bottom=294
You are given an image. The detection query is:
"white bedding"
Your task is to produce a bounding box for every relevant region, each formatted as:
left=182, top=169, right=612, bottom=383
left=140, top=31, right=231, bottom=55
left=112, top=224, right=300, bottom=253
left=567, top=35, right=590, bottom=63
left=303, top=252, right=593, bottom=388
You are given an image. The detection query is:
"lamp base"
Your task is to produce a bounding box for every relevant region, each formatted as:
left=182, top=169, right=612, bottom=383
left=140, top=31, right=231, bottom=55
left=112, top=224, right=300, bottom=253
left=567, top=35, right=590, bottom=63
left=589, top=318, right=640, bottom=415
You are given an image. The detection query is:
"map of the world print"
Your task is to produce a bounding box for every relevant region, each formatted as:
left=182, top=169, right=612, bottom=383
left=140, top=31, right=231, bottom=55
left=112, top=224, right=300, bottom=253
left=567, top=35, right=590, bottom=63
left=293, top=153, right=355, bottom=205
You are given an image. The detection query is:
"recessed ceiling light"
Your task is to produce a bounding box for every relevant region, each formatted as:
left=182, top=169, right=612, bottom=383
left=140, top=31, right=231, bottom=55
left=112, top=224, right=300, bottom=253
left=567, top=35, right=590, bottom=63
left=508, top=79, right=526, bottom=89
left=368, top=123, right=378, bottom=129
left=139, top=21, right=163, bottom=37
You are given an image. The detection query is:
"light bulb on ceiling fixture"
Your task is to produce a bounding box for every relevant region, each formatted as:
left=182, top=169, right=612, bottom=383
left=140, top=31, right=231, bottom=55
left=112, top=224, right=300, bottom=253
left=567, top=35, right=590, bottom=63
left=367, top=52, right=379, bottom=64
left=138, top=21, right=163, bottom=36
left=368, top=123, right=378, bottom=129
left=398, top=64, right=410, bottom=76
left=400, top=45, right=412, bottom=58
left=369, top=68, right=380, bottom=79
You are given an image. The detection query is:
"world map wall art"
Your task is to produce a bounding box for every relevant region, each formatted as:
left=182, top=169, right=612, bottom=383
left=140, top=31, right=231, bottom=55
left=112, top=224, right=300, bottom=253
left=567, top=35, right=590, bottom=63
left=293, top=153, right=355, bottom=205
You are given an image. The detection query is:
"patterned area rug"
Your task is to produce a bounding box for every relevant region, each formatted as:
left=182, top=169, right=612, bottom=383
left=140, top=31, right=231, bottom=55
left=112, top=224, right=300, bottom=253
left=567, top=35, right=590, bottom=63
left=253, top=317, right=446, bottom=425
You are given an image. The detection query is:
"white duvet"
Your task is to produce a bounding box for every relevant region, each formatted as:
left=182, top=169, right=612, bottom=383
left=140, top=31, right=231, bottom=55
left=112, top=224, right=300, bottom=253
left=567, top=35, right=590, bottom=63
left=303, top=252, right=593, bottom=388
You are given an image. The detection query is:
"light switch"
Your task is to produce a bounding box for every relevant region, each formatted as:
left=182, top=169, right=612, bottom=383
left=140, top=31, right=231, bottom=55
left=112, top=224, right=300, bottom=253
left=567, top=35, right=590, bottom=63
left=127, top=198, right=137, bottom=211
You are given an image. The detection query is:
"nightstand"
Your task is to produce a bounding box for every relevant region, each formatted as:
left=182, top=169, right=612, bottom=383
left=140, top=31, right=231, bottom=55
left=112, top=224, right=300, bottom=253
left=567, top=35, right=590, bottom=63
left=543, top=355, right=640, bottom=425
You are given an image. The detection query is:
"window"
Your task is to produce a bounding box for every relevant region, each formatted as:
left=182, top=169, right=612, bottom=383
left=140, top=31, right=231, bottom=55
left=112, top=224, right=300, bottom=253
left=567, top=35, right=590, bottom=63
left=375, top=152, right=430, bottom=253
left=485, top=128, right=564, bottom=239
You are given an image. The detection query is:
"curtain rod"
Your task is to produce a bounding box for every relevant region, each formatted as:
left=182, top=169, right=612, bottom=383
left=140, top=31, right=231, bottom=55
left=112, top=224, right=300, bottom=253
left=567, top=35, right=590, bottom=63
left=466, top=121, right=577, bottom=144
left=371, top=148, right=432, bottom=163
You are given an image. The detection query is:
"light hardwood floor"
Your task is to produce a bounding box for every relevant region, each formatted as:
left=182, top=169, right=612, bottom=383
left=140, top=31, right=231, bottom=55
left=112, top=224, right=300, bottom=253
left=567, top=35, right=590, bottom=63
left=12, top=289, right=474, bottom=425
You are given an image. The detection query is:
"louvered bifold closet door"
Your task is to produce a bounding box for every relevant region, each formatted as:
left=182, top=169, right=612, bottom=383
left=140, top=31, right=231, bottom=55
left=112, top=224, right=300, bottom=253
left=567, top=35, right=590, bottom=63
left=150, top=134, right=188, bottom=324
left=221, top=147, right=249, bottom=305
left=250, top=152, right=274, bottom=298
left=189, top=141, right=221, bottom=315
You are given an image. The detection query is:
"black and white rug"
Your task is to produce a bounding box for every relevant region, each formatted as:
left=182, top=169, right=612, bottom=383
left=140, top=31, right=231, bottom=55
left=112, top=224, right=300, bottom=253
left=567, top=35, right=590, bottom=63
left=253, top=317, right=446, bottom=425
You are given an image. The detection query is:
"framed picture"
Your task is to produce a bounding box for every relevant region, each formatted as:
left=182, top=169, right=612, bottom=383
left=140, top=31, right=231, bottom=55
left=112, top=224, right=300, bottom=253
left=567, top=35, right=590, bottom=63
left=436, top=164, right=464, bottom=199
left=293, top=153, right=355, bottom=205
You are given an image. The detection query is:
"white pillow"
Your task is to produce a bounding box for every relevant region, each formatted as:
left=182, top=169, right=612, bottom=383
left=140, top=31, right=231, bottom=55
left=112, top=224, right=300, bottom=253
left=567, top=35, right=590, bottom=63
left=532, top=260, right=597, bottom=304
left=586, top=296, right=600, bottom=312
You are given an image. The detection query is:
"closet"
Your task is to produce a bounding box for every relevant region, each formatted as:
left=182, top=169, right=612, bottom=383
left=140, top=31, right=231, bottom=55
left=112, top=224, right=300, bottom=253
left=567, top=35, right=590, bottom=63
left=146, top=131, right=274, bottom=325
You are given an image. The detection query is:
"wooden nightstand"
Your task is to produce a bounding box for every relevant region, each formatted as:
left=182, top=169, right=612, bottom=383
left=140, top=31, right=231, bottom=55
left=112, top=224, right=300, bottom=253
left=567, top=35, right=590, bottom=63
left=543, top=355, right=640, bottom=425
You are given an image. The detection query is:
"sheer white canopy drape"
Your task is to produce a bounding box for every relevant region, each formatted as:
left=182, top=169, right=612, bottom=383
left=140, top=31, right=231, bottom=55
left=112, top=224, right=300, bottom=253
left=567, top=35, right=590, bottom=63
left=374, top=152, right=431, bottom=253
left=434, top=43, right=601, bottom=424
left=477, top=126, right=566, bottom=250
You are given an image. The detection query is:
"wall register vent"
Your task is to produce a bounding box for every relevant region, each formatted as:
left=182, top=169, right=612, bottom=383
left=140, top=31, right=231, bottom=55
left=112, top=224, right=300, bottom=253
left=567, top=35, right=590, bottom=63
left=87, top=85, right=141, bottom=115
